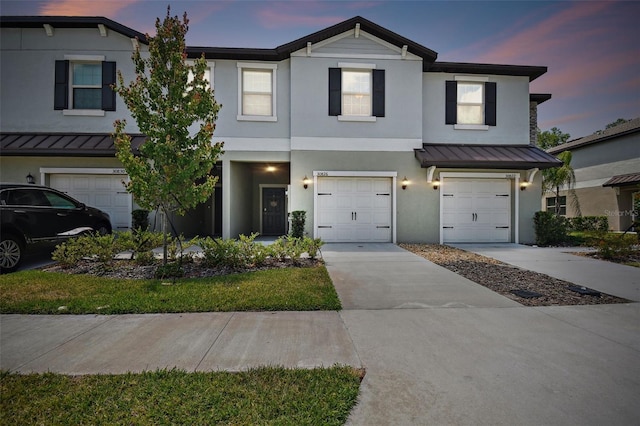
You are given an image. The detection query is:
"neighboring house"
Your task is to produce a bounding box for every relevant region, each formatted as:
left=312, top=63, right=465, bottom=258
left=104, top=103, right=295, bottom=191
left=545, top=117, right=640, bottom=232
left=0, top=15, right=561, bottom=244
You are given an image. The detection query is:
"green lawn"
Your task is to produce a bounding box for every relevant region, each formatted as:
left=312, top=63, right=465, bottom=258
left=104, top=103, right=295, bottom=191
left=1, top=366, right=363, bottom=425
left=0, top=266, right=341, bottom=314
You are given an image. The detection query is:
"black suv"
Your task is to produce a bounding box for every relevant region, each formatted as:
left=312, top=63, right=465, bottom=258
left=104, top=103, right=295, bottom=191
left=0, top=183, right=112, bottom=272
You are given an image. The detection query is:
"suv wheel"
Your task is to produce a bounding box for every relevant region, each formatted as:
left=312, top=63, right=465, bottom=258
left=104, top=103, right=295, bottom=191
left=0, top=233, right=24, bottom=273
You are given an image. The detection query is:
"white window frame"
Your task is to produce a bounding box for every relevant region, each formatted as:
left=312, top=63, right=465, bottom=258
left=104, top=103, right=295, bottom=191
left=187, top=60, right=215, bottom=90
left=62, top=54, right=105, bottom=116
left=337, top=62, right=376, bottom=122
left=453, top=75, right=488, bottom=130
left=237, top=62, right=277, bottom=122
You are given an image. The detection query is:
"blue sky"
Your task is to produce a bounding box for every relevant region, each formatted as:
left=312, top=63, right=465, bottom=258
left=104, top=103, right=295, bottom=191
left=2, top=0, right=639, bottom=140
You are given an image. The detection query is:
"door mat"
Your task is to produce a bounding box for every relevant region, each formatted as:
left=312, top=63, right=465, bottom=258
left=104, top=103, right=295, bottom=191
left=567, top=285, right=601, bottom=297
left=510, top=289, right=543, bottom=299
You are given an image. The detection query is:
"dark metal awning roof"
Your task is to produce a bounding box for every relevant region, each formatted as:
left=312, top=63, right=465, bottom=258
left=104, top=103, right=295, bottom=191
left=414, top=143, right=562, bottom=169
left=0, top=133, right=146, bottom=157
left=602, top=173, right=640, bottom=187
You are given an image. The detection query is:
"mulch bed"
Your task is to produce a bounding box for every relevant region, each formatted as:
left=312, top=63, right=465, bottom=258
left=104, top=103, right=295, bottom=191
left=400, top=244, right=631, bottom=307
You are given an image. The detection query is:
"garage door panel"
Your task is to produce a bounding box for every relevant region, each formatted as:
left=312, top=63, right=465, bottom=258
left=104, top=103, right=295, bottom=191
left=442, top=178, right=511, bottom=243
left=50, top=174, right=131, bottom=231
left=316, top=177, right=392, bottom=243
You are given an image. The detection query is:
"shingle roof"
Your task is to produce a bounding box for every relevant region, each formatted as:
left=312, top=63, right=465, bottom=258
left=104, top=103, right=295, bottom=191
left=0, top=16, right=148, bottom=43
left=415, top=143, right=562, bottom=169
left=547, top=117, right=640, bottom=154
left=602, top=173, right=640, bottom=187
left=0, top=133, right=146, bottom=157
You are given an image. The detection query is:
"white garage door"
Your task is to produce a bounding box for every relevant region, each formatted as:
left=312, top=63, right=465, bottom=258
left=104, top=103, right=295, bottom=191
left=442, top=179, right=511, bottom=243
left=50, top=174, right=131, bottom=231
left=316, top=177, right=392, bottom=242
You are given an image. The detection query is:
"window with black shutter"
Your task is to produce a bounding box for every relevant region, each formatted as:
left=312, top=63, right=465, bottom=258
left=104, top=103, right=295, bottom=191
left=54, top=59, right=116, bottom=111
left=329, top=67, right=385, bottom=119
left=445, top=80, right=496, bottom=127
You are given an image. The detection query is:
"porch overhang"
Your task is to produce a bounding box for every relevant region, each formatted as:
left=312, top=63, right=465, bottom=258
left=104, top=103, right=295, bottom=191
left=602, top=173, right=640, bottom=187
left=414, top=143, right=563, bottom=170
left=0, top=133, right=146, bottom=157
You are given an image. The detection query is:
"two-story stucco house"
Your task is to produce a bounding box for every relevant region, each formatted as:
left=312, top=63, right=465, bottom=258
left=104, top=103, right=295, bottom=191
left=545, top=117, right=640, bottom=231
left=0, top=15, right=561, bottom=244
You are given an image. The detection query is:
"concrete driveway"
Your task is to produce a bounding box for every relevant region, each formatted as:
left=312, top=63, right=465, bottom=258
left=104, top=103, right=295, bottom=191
left=321, top=243, right=640, bottom=426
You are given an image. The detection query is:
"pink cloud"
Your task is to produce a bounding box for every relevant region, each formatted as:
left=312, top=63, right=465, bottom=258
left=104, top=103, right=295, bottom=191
left=39, top=0, right=138, bottom=16
left=255, top=2, right=346, bottom=29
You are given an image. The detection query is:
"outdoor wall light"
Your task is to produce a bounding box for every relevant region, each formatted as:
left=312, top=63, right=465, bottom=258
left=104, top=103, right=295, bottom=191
left=303, top=175, right=311, bottom=189
left=433, top=178, right=440, bottom=190
left=520, top=182, right=529, bottom=191
left=401, top=176, right=409, bottom=190
left=26, top=173, right=35, bottom=184
left=266, top=166, right=276, bottom=172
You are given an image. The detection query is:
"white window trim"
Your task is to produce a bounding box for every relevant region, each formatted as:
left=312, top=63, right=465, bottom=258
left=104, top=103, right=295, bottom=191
left=237, top=62, right=277, bottom=122
left=338, top=63, right=376, bottom=121
left=186, top=60, right=215, bottom=90
left=64, top=55, right=105, bottom=113
left=454, top=79, right=486, bottom=127
left=454, top=124, right=489, bottom=130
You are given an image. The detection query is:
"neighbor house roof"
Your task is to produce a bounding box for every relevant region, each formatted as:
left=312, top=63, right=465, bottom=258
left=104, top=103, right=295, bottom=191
left=414, top=143, right=563, bottom=170
left=0, top=133, right=146, bottom=157
left=602, top=173, right=640, bottom=187
left=0, top=15, right=148, bottom=43
left=547, top=117, right=640, bottom=155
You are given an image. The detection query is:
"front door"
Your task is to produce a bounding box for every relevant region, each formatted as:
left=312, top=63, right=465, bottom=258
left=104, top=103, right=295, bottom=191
left=262, top=187, right=286, bottom=236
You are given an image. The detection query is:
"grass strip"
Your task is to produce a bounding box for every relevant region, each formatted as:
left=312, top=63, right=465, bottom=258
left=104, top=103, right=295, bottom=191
left=0, top=267, right=341, bottom=314
left=1, top=366, right=363, bottom=425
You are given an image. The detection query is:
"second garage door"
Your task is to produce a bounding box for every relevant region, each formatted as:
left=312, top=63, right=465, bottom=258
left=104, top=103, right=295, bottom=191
left=442, top=178, right=511, bottom=243
left=50, top=174, right=131, bottom=231
left=316, top=177, right=392, bottom=242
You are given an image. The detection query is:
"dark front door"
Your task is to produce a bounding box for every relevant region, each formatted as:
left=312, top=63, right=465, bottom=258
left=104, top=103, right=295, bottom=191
left=262, top=187, right=286, bottom=236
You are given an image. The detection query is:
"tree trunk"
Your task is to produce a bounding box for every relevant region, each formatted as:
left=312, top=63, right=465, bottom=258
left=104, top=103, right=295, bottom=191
left=555, top=185, right=561, bottom=216
left=162, top=207, right=168, bottom=265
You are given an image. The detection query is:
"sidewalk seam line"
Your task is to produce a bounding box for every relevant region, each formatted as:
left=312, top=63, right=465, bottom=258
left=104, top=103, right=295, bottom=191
left=194, top=312, right=235, bottom=372
left=338, top=311, right=365, bottom=369
left=10, top=314, right=118, bottom=372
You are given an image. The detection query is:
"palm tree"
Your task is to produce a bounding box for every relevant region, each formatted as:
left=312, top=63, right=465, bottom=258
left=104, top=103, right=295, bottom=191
left=542, top=150, right=581, bottom=216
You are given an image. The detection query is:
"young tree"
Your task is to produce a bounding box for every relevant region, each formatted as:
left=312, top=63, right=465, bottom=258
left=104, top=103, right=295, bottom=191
left=537, top=127, right=570, bottom=149
left=542, top=150, right=581, bottom=217
left=113, top=8, right=223, bottom=263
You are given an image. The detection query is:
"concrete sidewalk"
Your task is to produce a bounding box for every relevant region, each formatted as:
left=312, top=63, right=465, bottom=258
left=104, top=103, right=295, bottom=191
left=453, top=243, right=640, bottom=302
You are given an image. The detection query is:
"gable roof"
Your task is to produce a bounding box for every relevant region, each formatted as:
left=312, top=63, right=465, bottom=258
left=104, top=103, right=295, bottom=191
left=1, top=15, right=547, bottom=80
left=547, top=117, right=640, bottom=154
left=0, top=15, right=148, bottom=43
left=187, top=15, right=438, bottom=64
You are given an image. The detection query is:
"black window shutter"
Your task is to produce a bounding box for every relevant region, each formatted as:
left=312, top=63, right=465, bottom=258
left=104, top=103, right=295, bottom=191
left=485, top=82, right=496, bottom=126
left=328, top=68, right=341, bottom=116
left=102, top=61, right=117, bottom=111
left=445, top=80, right=457, bottom=124
left=54, top=60, right=69, bottom=110
left=372, top=69, right=385, bottom=117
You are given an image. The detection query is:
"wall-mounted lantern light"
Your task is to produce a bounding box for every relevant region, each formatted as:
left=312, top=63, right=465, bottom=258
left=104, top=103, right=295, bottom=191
left=303, top=175, right=311, bottom=189
left=266, top=165, right=276, bottom=172
left=433, top=178, right=440, bottom=190
left=520, top=182, right=529, bottom=191
left=26, top=173, right=35, bottom=184
left=401, top=176, right=409, bottom=190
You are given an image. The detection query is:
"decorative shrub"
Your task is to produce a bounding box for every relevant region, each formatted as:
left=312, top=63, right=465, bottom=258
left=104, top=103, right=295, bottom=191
left=533, top=211, right=568, bottom=246
left=194, top=233, right=266, bottom=269
left=568, top=216, right=609, bottom=232
left=290, top=210, right=306, bottom=238
left=131, top=209, right=150, bottom=230
left=588, top=232, right=637, bottom=259
left=52, top=232, right=124, bottom=266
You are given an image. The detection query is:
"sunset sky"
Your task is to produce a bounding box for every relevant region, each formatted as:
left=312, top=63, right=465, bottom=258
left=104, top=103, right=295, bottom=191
left=2, top=0, right=638, bottom=140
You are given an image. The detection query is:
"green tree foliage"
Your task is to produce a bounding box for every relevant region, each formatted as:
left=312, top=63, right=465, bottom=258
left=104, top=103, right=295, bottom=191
left=113, top=9, right=223, bottom=262
left=536, top=127, right=570, bottom=149
left=542, top=150, right=581, bottom=217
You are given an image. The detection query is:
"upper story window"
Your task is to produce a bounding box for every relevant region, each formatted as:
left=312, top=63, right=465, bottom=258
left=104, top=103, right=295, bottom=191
left=187, top=61, right=214, bottom=90
left=54, top=55, right=116, bottom=116
left=342, top=70, right=371, bottom=116
left=237, top=62, right=277, bottom=122
left=329, top=63, right=385, bottom=122
left=446, top=77, right=496, bottom=129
